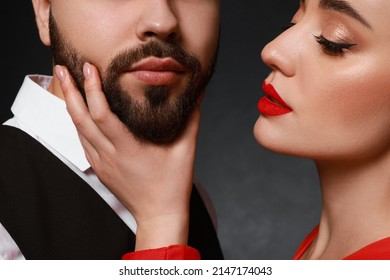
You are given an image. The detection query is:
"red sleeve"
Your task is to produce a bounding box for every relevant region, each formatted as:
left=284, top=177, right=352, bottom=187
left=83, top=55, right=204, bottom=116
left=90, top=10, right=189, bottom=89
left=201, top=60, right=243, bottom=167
left=293, top=225, right=319, bottom=260
left=121, top=245, right=201, bottom=260
left=344, top=237, right=390, bottom=260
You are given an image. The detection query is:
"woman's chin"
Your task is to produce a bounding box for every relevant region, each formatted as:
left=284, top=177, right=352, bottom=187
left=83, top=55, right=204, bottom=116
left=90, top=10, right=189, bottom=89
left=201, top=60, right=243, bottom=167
left=253, top=117, right=299, bottom=157
left=253, top=117, right=280, bottom=152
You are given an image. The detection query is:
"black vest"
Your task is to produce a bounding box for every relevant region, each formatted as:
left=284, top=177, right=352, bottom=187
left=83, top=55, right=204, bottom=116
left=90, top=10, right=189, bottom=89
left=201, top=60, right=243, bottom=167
left=0, top=125, right=223, bottom=260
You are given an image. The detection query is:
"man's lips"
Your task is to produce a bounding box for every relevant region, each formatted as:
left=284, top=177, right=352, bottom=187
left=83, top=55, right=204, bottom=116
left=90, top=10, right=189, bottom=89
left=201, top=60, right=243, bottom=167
left=258, top=82, right=292, bottom=116
left=126, top=57, right=186, bottom=86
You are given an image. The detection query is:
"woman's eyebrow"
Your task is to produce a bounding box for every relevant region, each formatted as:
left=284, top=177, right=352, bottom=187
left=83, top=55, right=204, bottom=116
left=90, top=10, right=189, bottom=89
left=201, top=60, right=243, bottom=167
left=319, top=0, right=372, bottom=30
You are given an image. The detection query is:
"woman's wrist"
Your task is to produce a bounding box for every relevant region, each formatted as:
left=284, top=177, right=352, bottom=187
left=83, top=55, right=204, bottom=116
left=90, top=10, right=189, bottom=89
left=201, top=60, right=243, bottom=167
left=135, top=213, right=189, bottom=251
left=122, top=245, right=201, bottom=260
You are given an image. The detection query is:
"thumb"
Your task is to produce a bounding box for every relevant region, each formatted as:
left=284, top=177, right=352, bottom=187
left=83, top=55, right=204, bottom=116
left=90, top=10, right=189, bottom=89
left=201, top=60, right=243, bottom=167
left=180, top=104, right=201, bottom=146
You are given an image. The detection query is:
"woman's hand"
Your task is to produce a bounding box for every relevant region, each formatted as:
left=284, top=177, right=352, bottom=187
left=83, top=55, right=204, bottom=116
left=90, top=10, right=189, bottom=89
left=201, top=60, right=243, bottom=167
left=55, top=63, right=201, bottom=250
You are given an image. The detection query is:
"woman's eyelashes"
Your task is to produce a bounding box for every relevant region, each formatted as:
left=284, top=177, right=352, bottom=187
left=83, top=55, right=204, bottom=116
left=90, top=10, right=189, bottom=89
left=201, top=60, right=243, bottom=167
left=314, top=35, right=357, bottom=56
left=281, top=21, right=357, bottom=56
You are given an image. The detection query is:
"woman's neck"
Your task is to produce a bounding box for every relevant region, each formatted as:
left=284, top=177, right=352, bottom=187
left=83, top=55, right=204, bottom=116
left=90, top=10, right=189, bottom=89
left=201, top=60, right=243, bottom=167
left=302, top=151, right=390, bottom=259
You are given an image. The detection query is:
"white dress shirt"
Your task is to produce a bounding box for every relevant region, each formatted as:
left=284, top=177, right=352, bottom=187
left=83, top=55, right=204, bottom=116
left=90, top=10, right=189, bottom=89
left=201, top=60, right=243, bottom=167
left=1, top=75, right=137, bottom=260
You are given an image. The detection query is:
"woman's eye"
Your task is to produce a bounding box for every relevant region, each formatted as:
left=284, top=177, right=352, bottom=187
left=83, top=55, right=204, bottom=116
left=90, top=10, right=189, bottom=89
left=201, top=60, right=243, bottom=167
left=314, top=35, right=356, bottom=56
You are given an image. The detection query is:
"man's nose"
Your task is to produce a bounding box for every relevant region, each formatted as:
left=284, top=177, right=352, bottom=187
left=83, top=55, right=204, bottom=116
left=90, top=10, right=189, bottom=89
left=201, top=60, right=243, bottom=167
left=135, top=0, right=180, bottom=42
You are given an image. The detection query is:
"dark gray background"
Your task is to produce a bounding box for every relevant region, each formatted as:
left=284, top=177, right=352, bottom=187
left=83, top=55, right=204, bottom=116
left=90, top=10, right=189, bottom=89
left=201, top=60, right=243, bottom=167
left=1, top=1, right=321, bottom=259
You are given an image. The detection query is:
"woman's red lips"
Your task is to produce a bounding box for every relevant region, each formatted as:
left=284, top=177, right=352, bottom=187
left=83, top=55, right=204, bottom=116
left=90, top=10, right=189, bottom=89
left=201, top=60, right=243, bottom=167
left=127, top=57, right=186, bottom=85
left=258, top=82, right=292, bottom=116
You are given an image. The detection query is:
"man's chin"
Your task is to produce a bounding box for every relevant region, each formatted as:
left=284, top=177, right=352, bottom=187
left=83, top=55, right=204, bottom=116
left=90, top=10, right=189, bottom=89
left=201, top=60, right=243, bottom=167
left=113, top=104, right=187, bottom=145
left=128, top=124, right=186, bottom=145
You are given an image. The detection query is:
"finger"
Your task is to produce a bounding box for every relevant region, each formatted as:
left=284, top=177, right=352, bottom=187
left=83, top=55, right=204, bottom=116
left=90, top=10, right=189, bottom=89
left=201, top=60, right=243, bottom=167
left=77, top=133, right=99, bottom=165
left=185, top=89, right=204, bottom=142
left=55, top=65, right=91, bottom=124
left=78, top=134, right=109, bottom=178
left=175, top=104, right=201, bottom=151
left=82, top=63, right=111, bottom=123
left=55, top=65, right=113, bottom=151
left=82, top=63, right=138, bottom=148
left=185, top=104, right=201, bottom=140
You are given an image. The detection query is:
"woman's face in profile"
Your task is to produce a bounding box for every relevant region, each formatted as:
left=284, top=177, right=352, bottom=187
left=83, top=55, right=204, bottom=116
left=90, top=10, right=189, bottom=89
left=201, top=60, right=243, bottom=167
left=254, top=0, right=390, bottom=161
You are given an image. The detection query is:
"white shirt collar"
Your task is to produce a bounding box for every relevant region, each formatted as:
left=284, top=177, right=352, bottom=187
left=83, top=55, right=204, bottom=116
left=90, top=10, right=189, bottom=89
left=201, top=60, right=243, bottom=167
left=9, top=75, right=91, bottom=171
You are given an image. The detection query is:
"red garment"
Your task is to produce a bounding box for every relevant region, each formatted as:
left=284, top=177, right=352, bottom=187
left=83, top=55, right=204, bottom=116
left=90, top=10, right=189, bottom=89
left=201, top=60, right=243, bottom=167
left=122, top=245, right=201, bottom=260
left=294, top=225, right=390, bottom=260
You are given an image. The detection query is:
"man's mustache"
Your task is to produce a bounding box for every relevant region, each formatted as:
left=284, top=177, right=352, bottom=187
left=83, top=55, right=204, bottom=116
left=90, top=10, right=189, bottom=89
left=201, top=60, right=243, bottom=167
left=104, top=40, right=200, bottom=79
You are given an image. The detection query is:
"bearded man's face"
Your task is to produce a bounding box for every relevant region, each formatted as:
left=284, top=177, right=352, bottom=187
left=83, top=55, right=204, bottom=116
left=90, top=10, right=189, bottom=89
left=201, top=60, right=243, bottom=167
left=49, top=7, right=219, bottom=144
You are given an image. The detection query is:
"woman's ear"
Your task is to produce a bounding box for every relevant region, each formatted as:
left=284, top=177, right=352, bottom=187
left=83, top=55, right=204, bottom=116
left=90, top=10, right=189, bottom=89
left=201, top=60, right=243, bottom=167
left=31, top=0, right=51, bottom=46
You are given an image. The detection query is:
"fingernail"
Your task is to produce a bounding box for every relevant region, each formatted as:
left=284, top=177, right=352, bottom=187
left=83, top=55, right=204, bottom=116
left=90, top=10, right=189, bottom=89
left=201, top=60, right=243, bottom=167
left=83, top=62, right=92, bottom=79
left=54, top=65, right=66, bottom=82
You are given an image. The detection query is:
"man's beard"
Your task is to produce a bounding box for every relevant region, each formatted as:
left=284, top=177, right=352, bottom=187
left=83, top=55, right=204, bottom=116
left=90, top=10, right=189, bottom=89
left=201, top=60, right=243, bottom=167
left=49, top=13, right=217, bottom=144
